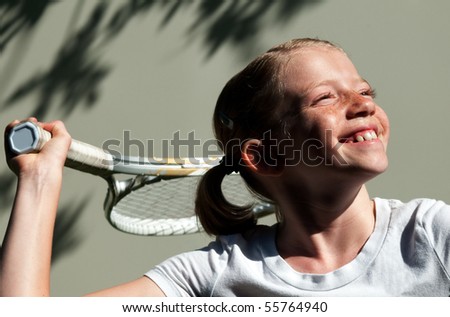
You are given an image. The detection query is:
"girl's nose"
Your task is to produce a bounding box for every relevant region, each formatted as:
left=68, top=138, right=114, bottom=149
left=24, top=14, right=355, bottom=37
left=345, top=93, right=376, bottom=119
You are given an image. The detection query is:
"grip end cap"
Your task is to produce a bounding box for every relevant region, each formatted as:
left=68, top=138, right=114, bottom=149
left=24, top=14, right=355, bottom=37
left=9, top=122, right=40, bottom=154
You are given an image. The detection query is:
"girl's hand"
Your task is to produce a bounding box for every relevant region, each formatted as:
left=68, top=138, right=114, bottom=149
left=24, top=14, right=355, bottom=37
left=4, top=118, right=72, bottom=180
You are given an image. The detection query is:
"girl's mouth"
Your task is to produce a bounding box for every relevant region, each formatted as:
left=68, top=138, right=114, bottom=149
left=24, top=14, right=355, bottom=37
left=339, top=129, right=378, bottom=143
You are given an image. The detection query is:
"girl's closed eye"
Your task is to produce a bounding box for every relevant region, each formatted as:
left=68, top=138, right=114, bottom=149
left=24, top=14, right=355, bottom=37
left=311, top=92, right=336, bottom=106
left=360, top=88, right=376, bottom=98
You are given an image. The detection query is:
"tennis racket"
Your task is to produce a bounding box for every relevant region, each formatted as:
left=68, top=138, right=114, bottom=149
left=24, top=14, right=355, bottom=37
left=8, top=121, right=275, bottom=236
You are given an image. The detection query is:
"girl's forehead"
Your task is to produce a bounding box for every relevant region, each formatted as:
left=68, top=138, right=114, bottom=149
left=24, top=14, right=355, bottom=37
left=286, top=47, right=351, bottom=70
left=283, top=48, right=359, bottom=88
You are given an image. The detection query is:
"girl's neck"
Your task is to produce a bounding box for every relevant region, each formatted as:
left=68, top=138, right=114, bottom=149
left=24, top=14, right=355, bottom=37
left=274, top=184, right=376, bottom=274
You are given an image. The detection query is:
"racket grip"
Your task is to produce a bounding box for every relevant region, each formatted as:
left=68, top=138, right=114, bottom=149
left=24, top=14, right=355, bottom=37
left=8, top=121, right=114, bottom=173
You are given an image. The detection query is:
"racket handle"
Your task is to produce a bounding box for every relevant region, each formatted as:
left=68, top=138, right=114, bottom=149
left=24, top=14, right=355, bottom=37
left=8, top=121, right=114, bottom=174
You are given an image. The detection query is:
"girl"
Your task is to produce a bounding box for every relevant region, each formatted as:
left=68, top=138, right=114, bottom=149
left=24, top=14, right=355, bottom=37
left=1, top=38, right=449, bottom=296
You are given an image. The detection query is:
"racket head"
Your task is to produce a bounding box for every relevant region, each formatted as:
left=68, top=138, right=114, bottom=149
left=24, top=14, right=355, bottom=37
left=105, top=173, right=275, bottom=236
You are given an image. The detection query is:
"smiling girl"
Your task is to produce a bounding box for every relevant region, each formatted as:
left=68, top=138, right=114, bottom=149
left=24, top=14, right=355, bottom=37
left=1, top=38, right=449, bottom=296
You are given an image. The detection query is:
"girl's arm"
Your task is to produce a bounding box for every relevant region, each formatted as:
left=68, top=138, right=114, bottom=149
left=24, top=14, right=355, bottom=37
left=0, top=119, right=71, bottom=296
left=0, top=119, right=165, bottom=297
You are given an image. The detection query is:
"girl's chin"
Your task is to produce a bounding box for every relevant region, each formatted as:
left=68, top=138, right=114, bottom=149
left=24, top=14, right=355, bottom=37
left=349, top=162, right=388, bottom=178
left=335, top=153, right=389, bottom=175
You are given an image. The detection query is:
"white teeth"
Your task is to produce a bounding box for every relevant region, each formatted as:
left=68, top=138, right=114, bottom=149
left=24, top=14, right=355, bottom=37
left=363, top=132, right=373, bottom=141
left=353, top=130, right=378, bottom=142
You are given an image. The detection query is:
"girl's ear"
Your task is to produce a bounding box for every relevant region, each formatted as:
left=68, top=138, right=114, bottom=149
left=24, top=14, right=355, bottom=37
left=241, top=139, right=283, bottom=176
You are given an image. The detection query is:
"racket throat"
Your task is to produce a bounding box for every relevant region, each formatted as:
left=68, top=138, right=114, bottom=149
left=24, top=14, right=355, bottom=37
left=103, top=175, right=159, bottom=213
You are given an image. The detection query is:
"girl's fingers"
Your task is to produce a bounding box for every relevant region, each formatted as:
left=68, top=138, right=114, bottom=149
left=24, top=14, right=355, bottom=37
left=4, top=119, right=72, bottom=172
left=4, top=120, right=20, bottom=134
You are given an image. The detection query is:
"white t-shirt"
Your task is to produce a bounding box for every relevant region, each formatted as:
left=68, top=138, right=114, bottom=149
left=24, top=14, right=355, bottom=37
left=145, top=198, right=450, bottom=296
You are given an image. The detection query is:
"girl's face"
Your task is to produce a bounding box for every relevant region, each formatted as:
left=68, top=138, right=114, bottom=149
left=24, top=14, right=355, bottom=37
left=281, top=47, right=390, bottom=180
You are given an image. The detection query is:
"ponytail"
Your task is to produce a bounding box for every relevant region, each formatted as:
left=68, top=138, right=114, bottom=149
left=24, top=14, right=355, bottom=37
left=195, top=163, right=257, bottom=236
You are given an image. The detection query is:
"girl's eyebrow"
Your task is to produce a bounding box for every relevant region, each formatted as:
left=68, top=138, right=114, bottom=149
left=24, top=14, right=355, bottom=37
left=303, top=77, right=372, bottom=96
left=303, top=80, right=334, bottom=94
left=361, top=78, right=372, bottom=87
left=299, top=80, right=336, bottom=100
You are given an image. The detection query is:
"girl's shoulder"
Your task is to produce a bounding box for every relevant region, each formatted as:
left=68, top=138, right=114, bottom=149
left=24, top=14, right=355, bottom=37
left=375, top=197, right=450, bottom=222
left=376, top=197, right=450, bottom=254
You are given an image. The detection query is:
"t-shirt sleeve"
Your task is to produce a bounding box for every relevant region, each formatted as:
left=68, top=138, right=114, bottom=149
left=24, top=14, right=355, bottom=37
left=145, top=237, right=230, bottom=297
left=420, top=199, right=450, bottom=277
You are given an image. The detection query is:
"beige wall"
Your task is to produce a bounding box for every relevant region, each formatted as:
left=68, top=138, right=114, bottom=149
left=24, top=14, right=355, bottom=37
left=1, top=0, right=450, bottom=295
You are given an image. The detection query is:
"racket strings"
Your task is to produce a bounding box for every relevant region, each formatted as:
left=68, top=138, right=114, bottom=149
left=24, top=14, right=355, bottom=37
left=109, top=175, right=259, bottom=235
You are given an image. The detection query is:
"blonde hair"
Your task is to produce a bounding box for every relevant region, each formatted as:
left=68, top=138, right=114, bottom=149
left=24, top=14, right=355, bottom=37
left=195, top=38, right=342, bottom=236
